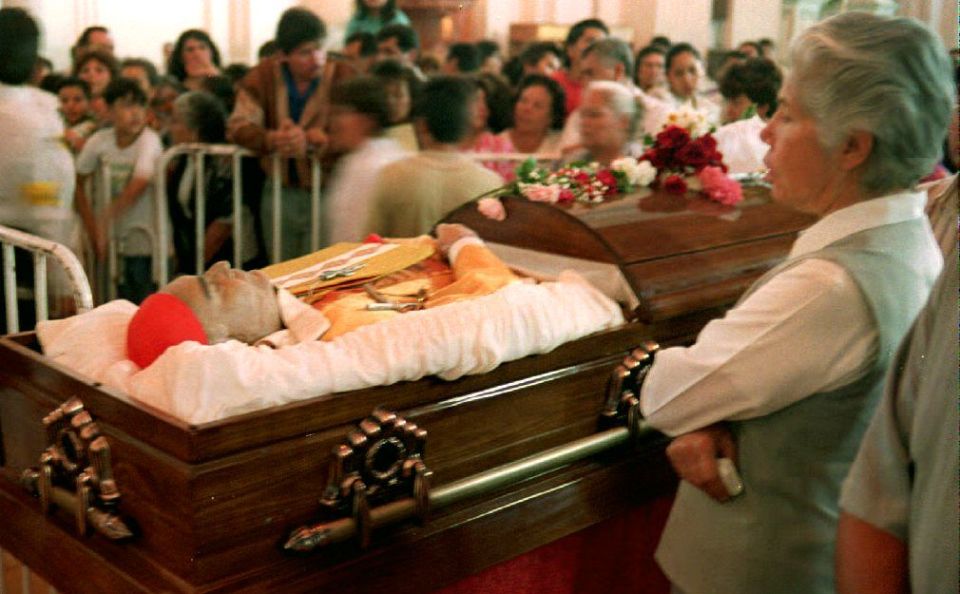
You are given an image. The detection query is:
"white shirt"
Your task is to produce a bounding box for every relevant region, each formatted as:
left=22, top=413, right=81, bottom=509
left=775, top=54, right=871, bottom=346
left=0, top=84, right=76, bottom=247
left=76, top=127, right=164, bottom=256
left=640, top=190, right=935, bottom=436
left=325, top=137, right=408, bottom=245
left=714, top=115, right=768, bottom=174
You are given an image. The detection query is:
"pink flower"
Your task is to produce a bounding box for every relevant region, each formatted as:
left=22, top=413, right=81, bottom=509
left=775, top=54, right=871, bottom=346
left=477, top=197, right=506, bottom=221
left=662, top=174, right=688, bottom=195
left=520, top=183, right=560, bottom=203
left=696, top=166, right=743, bottom=205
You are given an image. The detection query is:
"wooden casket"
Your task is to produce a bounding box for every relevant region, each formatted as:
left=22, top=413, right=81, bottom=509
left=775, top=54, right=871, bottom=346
left=0, top=187, right=815, bottom=594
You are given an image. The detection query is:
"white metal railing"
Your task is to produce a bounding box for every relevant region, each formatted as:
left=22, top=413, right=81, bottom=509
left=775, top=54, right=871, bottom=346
left=154, top=144, right=323, bottom=285
left=0, top=225, right=93, bottom=334
left=91, top=144, right=323, bottom=292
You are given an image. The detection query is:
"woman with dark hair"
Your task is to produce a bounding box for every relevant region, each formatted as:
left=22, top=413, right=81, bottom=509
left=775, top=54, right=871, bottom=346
left=459, top=73, right=515, bottom=179
left=497, top=74, right=565, bottom=155
left=73, top=49, right=119, bottom=124
left=345, top=0, right=410, bottom=38
left=167, top=91, right=259, bottom=272
left=664, top=42, right=719, bottom=122
left=168, top=29, right=222, bottom=92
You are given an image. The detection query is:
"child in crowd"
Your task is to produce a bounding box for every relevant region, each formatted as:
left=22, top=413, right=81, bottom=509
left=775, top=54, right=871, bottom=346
left=56, top=77, right=97, bottom=154
left=75, top=77, right=165, bottom=304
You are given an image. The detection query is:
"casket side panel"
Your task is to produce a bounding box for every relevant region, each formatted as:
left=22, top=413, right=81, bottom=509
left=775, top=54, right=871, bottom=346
left=593, top=200, right=814, bottom=263
left=626, top=234, right=798, bottom=321
left=184, top=454, right=677, bottom=594
left=172, top=325, right=659, bottom=584
left=186, top=324, right=650, bottom=460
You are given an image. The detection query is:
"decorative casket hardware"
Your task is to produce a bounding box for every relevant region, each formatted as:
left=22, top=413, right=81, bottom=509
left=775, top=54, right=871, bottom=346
left=286, top=342, right=659, bottom=554
left=19, top=396, right=133, bottom=540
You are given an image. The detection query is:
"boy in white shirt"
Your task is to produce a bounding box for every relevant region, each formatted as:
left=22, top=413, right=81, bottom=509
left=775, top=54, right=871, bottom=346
left=76, top=77, right=164, bottom=303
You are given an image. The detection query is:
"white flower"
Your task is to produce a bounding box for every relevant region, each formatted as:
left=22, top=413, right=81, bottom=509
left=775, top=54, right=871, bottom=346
left=611, top=157, right=657, bottom=187
left=664, top=105, right=711, bottom=137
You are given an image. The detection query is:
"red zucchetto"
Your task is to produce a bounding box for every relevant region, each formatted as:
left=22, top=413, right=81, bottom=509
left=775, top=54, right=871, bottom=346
left=126, top=293, right=209, bottom=368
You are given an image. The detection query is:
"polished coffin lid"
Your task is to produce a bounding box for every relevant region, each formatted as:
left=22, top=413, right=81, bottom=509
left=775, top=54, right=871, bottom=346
left=442, top=186, right=816, bottom=322
left=0, top=186, right=814, bottom=593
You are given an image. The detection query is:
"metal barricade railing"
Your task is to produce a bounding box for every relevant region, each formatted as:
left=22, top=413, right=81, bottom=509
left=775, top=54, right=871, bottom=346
left=153, top=144, right=323, bottom=286
left=0, top=224, right=93, bottom=334
left=89, top=144, right=324, bottom=293
left=93, top=159, right=158, bottom=303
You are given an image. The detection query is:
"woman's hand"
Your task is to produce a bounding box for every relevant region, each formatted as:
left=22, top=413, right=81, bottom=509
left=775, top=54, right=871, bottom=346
left=666, top=423, right=738, bottom=502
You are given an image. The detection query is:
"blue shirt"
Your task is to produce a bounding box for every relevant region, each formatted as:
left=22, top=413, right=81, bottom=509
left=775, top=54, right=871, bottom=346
left=281, top=64, right=320, bottom=124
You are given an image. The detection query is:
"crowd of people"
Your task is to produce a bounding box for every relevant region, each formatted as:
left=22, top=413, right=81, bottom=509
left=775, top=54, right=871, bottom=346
left=1, top=3, right=958, bottom=594
left=1, top=1, right=858, bottom=304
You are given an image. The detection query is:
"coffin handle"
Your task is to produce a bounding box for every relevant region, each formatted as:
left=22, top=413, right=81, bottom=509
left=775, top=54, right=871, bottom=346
left=284, top=344, right=660, bottom=554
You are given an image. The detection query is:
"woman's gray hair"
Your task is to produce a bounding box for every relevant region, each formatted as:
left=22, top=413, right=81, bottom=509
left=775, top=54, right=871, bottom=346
left=583, top=80, right=641, bottom=138
left=790, top=12, right=955, bottom=195
left=172, top=90, right=227, bottom=143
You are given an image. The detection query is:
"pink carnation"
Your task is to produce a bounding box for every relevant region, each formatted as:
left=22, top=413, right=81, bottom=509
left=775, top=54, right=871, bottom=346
left=696, top=166, right=743, bottom=205
left=521, top=183, right=561, bottom=203
left=477, top=197, right=506, bottom=221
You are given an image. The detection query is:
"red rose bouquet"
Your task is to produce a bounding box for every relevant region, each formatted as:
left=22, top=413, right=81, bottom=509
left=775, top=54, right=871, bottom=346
left=640, top=108, right=743, bottom=205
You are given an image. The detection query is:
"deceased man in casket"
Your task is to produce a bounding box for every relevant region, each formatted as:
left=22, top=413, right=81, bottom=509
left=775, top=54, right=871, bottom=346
left=37, top=224, right=623, bottom=424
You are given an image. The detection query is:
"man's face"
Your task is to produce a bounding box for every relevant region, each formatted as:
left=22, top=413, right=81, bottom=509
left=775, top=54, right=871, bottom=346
left=569, top=26, right=607, bottom=69
left=579, top=51, right=620, bottom=84
left=162, top=261, right=282, bottom=344
left=377, top=37, right=412, bottom=66
left=284, top=41, right=324, bottom=83
left=86, top=30, right=114, bottom=55
left=110, top=97, right=146, bottom=137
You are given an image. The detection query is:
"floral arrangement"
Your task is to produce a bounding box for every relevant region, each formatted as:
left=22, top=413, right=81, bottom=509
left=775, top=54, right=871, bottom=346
left=641, top=106, right=743, bottom=206
left=476, top=107, right=745, bottom=221
left=513, top=156, right=656, bottom=205
left=476, top=156, right=657, bottom=220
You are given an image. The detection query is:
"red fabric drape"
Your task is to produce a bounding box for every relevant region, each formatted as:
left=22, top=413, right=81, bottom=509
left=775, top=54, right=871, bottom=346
left=435, top=494, right=675, bottom=594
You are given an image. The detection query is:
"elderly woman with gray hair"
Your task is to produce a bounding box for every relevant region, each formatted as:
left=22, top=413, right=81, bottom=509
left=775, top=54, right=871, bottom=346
left=632, top=13, right=954, bottom=594
left=167, top=91, right=260, bottom=273
left=571, top=80, right=641, bottom=165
